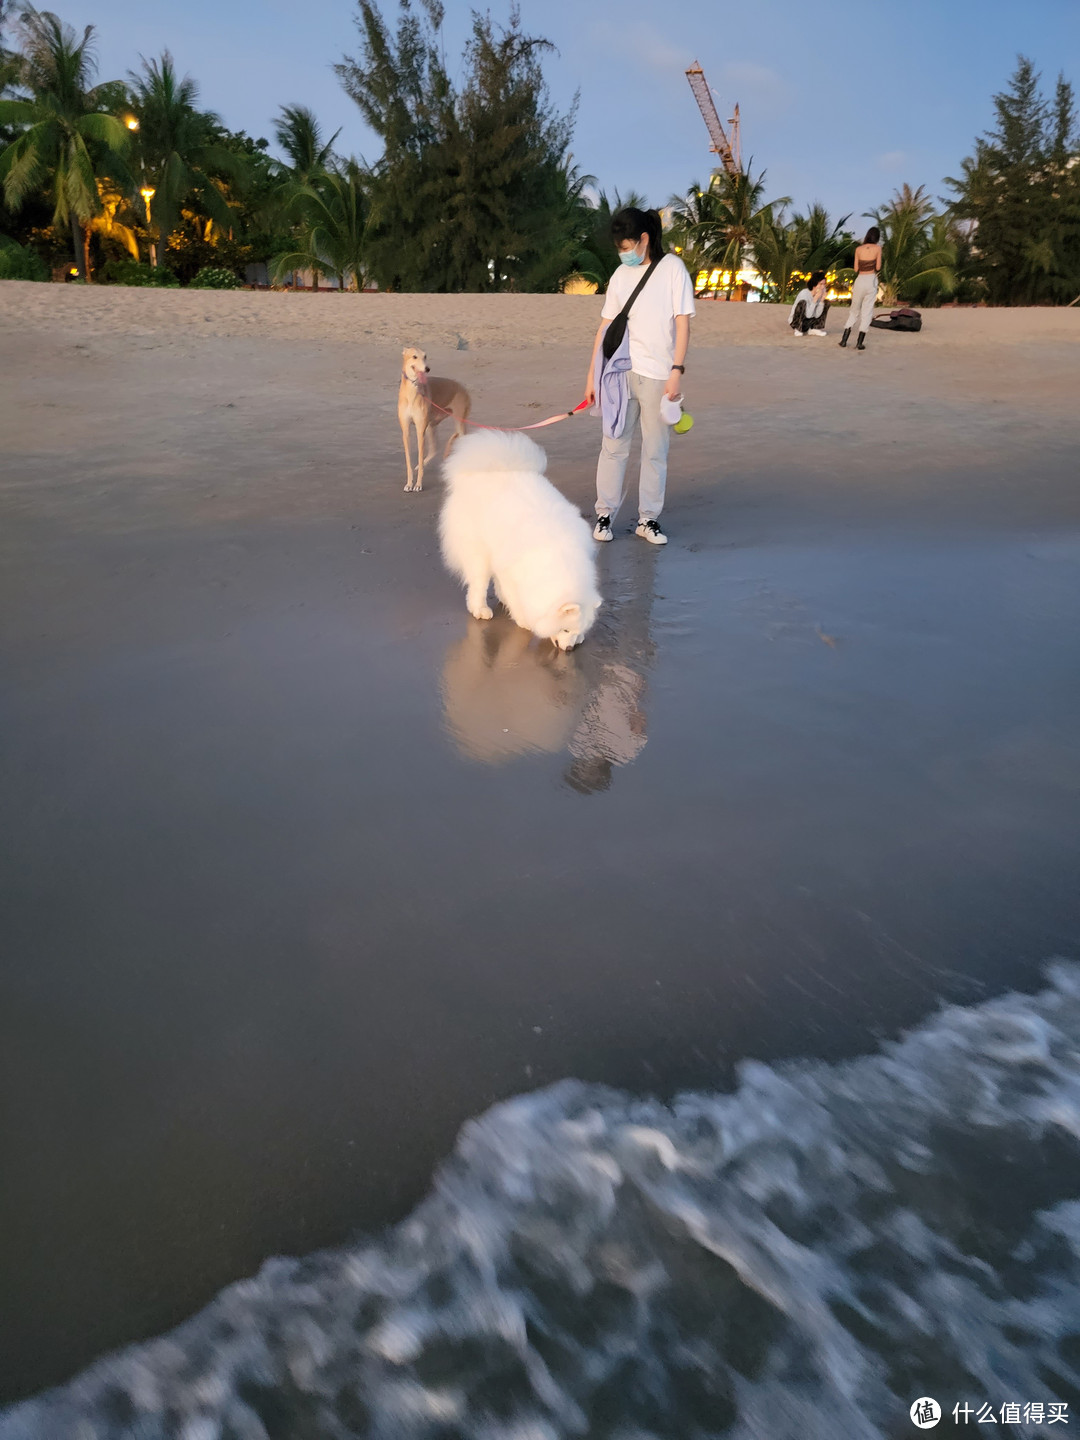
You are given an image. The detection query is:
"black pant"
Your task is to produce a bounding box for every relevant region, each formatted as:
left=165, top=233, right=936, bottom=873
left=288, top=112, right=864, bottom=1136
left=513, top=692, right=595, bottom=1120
left=790, top=299, right=830, bottom=333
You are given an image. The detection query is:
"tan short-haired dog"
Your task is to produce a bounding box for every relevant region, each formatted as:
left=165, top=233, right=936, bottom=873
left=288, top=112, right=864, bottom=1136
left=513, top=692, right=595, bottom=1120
left=398, top=347, right=471, bottom=492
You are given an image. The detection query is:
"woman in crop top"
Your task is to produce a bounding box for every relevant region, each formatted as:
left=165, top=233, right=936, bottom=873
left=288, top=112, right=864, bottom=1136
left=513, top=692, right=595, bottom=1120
left=840, top=226, right=883, bottom=351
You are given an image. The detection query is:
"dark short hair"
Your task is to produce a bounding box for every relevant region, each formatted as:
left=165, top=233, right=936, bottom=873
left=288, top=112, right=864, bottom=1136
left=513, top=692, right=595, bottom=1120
left=809, top=269, right=826, bottom=287
left=863, top=226, right=881, bottom=245
left=611, top=207, right=665, bottom=263
left=565, top=755, right=613, bottom=794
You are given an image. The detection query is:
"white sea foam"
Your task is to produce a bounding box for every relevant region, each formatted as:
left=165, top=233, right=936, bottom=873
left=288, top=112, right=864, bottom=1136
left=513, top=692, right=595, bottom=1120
left=4, top=964, right=1080, bottom=1438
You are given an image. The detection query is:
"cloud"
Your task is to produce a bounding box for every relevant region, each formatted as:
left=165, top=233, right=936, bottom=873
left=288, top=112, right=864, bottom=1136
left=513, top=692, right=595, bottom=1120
left=718, top=61, right=788, bottom=112
left=608, top=23, right=690, bottom=76
left=876, top=149, right=908, bottom=171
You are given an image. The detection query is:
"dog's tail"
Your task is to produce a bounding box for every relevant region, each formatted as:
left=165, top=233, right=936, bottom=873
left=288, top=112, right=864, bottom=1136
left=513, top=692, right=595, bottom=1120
left=442, top=428, right=548, bottom=484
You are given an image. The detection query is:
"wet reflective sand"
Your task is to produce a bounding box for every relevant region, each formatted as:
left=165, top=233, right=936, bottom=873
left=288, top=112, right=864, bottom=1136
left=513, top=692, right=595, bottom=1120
left=2, top=311, right=1079, bottom=1401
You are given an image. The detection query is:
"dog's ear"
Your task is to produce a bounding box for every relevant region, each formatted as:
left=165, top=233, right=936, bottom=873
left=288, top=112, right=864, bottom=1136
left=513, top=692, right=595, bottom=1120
left=557, top=603, right=582, bottom=622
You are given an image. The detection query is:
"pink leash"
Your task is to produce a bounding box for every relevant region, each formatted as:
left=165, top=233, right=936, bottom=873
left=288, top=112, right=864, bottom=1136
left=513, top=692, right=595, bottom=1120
left=405, top=373, right=591, bottom=432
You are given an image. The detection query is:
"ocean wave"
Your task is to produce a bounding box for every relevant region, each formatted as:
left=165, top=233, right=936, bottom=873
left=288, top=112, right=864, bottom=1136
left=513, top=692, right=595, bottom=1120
left=5, top=964, right=1080, bottom=1438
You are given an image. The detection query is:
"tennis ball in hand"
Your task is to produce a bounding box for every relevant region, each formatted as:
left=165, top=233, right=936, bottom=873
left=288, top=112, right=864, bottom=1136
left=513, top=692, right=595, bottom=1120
left=673, top=411, right=694, bottom=434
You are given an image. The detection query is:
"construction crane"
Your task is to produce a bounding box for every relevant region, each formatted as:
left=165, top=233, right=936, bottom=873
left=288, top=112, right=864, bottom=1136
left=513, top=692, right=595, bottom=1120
left=685, top=63, right=741, bottom=178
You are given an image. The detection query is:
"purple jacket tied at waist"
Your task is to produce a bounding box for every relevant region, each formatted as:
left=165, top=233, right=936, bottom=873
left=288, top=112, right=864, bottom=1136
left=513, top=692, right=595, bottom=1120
left=594, top=327, right=632, bottom=440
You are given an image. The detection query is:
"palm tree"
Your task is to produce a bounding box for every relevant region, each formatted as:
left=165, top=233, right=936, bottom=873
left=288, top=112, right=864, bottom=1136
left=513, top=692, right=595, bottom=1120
left=870, top=183, right=957, bottom=303
left=671, top=167, right=788, bottom=296
left=270, top=103, right=341, bottom=287
left=793, top=202, right=853, bottom=275
left=90, top=177, right=139, bottom=258
left=666, top=181, right=725, bottom=294
left=570, top=186, right=648, bottom=290
left=270, top=158, right=368, bottom=290
left=128, top=52, right=243, bottom=267
left=510, top=161, right=597, bottom=293
left=708, top=166, right=789, bottom=296
left=1, top=0, right=22, bottom=99
left=751, top=202, right=854, bottom=302
left=750, top=205, right=804, bottom=301
left=0, top=8, right=128, bottom=279
left=273, top=104, right=339, bottom=185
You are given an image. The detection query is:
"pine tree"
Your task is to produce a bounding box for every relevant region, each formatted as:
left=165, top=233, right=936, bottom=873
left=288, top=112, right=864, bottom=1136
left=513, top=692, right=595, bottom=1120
left=947, top=56, right=1080, bottom=304
left=335, top=0, right=452, bottom=290
left=335, top=0, right=577, bottom=292
left=453, top=11, right=575, bottom=291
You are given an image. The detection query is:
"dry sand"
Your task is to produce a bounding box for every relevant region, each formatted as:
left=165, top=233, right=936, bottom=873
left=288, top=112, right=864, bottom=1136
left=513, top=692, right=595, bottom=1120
left=7, top=278, right=1080, bottom=349
left=3, top=280, right=1079, bottom=539
left=2, top=282, right=1080, bottom=1401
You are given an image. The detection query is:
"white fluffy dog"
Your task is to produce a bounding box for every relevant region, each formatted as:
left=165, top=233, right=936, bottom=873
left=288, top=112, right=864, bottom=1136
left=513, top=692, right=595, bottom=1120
left=439, top=431, right=601, bottom=651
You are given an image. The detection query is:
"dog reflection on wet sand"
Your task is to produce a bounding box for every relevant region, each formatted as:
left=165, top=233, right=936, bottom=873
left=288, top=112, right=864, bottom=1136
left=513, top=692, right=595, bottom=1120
left=441, top=613, right=649, bottom=792
left=441, top=617, right=587, bottom=765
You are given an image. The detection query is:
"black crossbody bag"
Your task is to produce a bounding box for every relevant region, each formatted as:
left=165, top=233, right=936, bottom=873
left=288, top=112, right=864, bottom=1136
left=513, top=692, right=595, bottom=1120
left=601, top=258, right=661, bottom=361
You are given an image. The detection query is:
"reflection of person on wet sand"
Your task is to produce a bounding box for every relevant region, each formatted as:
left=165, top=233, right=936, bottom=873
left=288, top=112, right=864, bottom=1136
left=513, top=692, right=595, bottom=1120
left=564, top=662, right=647, bottom=794
left=564, top=551, right=657, bottom=793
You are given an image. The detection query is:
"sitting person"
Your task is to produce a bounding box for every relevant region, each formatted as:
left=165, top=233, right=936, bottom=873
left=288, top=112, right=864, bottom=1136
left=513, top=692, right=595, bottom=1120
left=788, top=271, right=830, bottom=337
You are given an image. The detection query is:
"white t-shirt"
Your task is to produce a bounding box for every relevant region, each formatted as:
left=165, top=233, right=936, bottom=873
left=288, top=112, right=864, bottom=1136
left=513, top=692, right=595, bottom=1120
left=788, top=287, right=825, bottom=321
left=601, top=252, right=696, bottom=381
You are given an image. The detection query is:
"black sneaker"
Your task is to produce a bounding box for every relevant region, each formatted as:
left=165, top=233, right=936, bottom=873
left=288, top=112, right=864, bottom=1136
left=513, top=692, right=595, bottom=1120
left=635, top=519, right=668, bottom=546
left=593, top=514, right=613, bottom=542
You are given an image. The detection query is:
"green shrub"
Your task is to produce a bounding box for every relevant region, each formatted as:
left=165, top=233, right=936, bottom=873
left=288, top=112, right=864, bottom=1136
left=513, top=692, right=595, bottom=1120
left=99, top=258, right=180, bottom=287
left=163, top=233, right=255, bottom=284
left=0, top=237, right=49, bottom=282
left=189, top=266, right=243, bottom=290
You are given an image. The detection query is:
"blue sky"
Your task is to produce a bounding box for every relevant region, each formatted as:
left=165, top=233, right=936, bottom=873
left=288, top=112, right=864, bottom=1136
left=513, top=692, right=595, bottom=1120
left=74, top=0, right=1080, bottom=227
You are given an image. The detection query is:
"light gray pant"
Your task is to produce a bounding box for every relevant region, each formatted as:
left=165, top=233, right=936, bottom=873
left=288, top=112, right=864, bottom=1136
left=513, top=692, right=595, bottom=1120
left=595, top=372, right=670, bottom=523
left=847, top=273, right=878, bottom=335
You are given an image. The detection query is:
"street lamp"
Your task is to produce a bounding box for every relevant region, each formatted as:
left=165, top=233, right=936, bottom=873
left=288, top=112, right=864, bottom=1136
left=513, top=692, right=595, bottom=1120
left=125, top=117, right=158, bottom=266
left=140, top=186, right=157, bottom=267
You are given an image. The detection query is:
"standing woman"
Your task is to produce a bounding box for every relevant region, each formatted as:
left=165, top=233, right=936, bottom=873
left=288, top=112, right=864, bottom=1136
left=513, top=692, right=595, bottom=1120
left=840, top=226, right=882, bottom=350
left=583, top=207, right=695, bottom=546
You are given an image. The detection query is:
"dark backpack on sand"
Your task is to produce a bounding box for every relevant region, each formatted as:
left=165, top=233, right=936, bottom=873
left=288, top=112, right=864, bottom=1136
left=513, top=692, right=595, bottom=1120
left=602, top=259, right=661, bottom=360
left=871, top=307, right=922, bottom=333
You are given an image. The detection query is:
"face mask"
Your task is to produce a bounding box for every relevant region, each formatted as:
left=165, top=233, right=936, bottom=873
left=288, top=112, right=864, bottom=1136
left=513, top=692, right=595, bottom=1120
left=619, top=246, right=645, bottom=267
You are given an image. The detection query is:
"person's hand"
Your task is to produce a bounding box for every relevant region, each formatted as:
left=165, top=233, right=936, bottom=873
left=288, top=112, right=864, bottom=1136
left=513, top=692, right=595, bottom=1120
left=664, top=372, right=682, bottom=402
left=583, top=381, right=596, bottom=406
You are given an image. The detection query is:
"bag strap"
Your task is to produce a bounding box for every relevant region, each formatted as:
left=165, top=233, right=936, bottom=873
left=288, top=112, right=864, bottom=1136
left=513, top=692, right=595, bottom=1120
left=600, top=256, right=663, bottom=362
left=617, top=258, right=660, bottom=319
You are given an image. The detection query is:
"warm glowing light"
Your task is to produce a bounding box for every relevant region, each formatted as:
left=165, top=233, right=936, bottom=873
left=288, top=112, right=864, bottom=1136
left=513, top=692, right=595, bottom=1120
left=126, top=117, right=139, bottom=131
left=140, top=186, right=155, bottom=201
